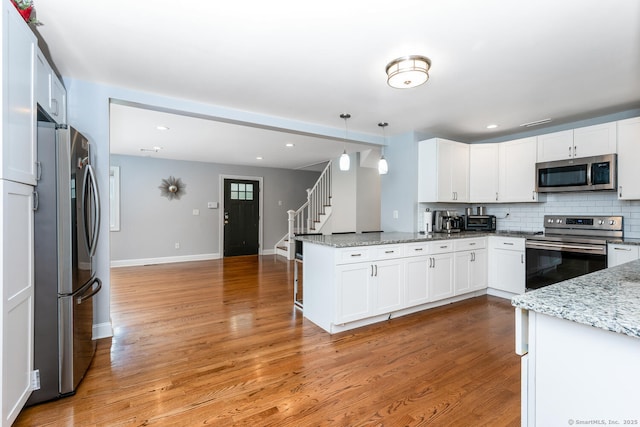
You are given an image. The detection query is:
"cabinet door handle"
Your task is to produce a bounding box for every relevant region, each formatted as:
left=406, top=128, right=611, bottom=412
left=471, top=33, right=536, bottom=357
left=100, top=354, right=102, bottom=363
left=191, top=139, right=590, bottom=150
left=573, top=145, right=576, bottom=157
left=569, top=146, right=572, bottom=157
left=532, top=190, right=536, bottom=200
left=351, top=253, right=362, bottom=257
left=503, top=242, right=514, bottom=246
left=471, top=252, right=475, bottom=262
left=521, top=254, right=524, bottom=264
left=371, top=265, right=374, bottom=276
left=385, top=250, right=394, bottom=254
left=375, top=265, right=378, bottom=276
left=496, top=192, right=498, bottom=201
left=619, top=185, right=623, bottom=198
left=469, top=242, right=476, bottom=246
left=36, top=161, right=42, bottom=181
left=33, top=190, right=39, bottom=211
left=614, top=247, right=632, bottom=251
left=414, top=247, right=423, bottom=252
left=440, top=245, right=448, bottom=249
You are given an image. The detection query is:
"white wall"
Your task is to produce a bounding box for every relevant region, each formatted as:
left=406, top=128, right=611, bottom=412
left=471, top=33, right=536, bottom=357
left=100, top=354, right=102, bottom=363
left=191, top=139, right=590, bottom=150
left=110, top=155, right=319, bottom=264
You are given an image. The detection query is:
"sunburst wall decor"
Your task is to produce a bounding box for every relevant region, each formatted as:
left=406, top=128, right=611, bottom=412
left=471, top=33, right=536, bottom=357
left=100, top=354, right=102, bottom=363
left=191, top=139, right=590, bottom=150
left=159, top=176, right=186, bottom=200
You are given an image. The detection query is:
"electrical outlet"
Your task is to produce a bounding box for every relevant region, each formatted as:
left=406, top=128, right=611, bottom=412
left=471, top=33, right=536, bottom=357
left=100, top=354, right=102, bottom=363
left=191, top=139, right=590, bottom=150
left=193, top=209, right=200, bottom=216
left=31, top=369, right=40, bottom=390
left=393, top=210, right=399, bottom=219
left=175, top=242, right=180, bottom=249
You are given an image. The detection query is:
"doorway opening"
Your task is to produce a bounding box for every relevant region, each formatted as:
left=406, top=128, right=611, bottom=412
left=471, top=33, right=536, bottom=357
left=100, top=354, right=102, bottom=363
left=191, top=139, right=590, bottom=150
left=220, top=176, right=263, bottom=257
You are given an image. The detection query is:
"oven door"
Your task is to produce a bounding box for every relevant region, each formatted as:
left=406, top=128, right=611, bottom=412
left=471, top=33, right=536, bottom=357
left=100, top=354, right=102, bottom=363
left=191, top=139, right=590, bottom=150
left=525, top=241, right=607, bottom=290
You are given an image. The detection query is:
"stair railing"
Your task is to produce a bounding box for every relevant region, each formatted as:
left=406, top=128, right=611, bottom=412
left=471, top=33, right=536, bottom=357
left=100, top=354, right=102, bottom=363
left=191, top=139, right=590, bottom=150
left=306, top=161, right=332, bottom=232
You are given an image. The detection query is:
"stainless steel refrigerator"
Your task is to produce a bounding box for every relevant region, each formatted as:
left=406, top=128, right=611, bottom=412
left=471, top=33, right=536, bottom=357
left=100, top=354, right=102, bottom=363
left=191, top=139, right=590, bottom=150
left=27, top=119, right=102, bottom=405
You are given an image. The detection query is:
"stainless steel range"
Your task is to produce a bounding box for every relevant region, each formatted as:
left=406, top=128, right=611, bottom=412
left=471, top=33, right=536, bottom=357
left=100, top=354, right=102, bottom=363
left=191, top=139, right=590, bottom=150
left=525, top=215, right=623, bottom=290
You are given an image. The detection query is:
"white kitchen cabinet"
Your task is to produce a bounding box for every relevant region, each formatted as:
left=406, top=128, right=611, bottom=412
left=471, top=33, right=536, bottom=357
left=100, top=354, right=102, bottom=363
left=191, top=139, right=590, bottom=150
left=518, top=310, right=640, bottom=426
left=404, top=243, right=429, bottom=307
left=418, top=138, right=469, bottom=202
left=335, top=261, right=373, bottom=324
left=335, top=245, right=405, bottom=324
left=498, top=137, right=538, bottom=202
left=488, top=236, right=525, bottom=295
left=1, top=180, right=34, bottom=427
left=537, top=122, right=617, bottom=162
left=537, top=130, right=573, bottom=162
left=35, top=48, right=66, bottom=125
left=616, top=117, right=640, bottom=200
left=573, top=122, right=616, bottom=157
left=469, top=143, right=499, bottom=203
left=428, top=252, right=454, bottom=301
left=1, top=0, right=37, bottom=186
left=454, top=238, right=487, bottom=295
left=607, top=243, right=640, bottom=267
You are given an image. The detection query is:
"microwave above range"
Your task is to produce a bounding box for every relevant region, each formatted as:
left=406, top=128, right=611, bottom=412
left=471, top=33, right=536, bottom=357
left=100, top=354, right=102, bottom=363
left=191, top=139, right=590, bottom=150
left=536, top=154, right=617, bottom=193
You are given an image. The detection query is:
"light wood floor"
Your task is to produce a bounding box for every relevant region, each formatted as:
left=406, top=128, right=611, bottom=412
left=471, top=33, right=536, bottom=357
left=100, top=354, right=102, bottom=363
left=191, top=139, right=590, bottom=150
left=15, top=255, right=520, bottom=426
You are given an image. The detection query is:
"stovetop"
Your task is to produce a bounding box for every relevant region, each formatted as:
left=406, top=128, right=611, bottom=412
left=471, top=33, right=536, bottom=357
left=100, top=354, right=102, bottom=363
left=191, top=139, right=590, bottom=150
left=527, top=215, right=624, bottom=244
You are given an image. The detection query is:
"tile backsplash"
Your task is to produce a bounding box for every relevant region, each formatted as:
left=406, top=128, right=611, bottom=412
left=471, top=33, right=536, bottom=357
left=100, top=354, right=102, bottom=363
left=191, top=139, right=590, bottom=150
left=418, top=192, right=640, bottom=238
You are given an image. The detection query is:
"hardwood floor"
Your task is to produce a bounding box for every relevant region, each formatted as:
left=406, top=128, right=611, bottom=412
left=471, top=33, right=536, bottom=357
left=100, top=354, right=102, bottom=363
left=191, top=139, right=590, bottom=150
left=15, top=255, right=520, bottom=426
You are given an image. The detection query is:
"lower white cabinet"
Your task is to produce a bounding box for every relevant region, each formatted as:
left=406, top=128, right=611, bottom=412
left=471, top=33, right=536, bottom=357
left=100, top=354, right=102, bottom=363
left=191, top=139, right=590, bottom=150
left=429, top=252, right=454, bottom=301
left=304, top=236, right=493, bottom=334
left=454, top=238, right=488, bottom=295
left=488, top=236, right=526, bottom=295
left=607, top=244, right=640, bottom=267
left=1, top=180, right=35, bottom=426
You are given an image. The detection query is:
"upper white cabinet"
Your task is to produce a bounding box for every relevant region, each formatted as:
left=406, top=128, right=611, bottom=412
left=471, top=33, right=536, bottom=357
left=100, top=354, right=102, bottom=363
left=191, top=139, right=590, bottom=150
left=498, top=137, right=538, bottom=203
left=1, top=0, right=37, bottom=185
left=35, top=48, right=66, bottom=124
left=537, top=122, right=617, bottom=162
left=616, top=117, right=640, bottom=200
left=469, top=143, right=499, bottom=202
left=418, top=138, right=469, bottom=203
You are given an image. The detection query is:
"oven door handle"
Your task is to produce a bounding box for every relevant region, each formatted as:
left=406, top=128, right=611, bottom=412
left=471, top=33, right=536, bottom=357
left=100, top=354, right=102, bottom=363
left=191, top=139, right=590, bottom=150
left=525, top=241, right=606, bottom=255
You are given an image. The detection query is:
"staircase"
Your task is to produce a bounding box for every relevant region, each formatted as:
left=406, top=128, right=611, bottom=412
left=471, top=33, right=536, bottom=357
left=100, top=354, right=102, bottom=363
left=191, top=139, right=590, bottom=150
left=275, top=161, right=333, bottom=259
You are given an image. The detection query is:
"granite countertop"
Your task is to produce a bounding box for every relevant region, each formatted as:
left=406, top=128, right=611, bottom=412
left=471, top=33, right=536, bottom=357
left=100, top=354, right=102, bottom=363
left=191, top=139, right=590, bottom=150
left=512, top=260, right=640, bottom=339
left=295, top=230, right=536, bottom=248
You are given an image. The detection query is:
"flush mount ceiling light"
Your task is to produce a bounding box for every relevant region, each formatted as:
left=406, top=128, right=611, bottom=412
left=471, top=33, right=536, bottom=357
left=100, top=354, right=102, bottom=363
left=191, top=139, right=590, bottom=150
left=378, top=122, right=389, bottom=175
left=140, top=146, right=163, bottom=153
left=385, top=55, right=432, bottom=89
left=339, top=113, right=351, bottom=171
left=486, top=124, right=499, bottom=129
left=156, top=125, right=170, bottom=131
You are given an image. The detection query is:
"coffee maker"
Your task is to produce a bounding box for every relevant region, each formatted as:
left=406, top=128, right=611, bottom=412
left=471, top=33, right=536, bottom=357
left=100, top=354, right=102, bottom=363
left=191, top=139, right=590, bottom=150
left=432, top=210, right=462, bottom=233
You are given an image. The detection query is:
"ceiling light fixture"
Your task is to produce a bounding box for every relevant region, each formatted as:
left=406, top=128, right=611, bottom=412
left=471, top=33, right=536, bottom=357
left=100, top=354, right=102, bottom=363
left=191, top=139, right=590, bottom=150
left=378, top=122, right=389, bottom=175
left=339, top=113, right=351, bottom=171
left=140, top=146, right=163, bottom=153
left=256, top=156, right=263, bottom=160
left=385, top=55, right=432, bottom=89
left=285, top=143, right=295, bottom=147
left=486, top=124, right=499, bottom=129
left=156, top=125, right=170, bottom=131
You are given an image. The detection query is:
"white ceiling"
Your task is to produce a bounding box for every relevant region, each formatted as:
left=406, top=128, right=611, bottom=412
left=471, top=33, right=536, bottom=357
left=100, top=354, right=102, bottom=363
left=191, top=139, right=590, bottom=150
left=33, top=0, right=640, bottom=170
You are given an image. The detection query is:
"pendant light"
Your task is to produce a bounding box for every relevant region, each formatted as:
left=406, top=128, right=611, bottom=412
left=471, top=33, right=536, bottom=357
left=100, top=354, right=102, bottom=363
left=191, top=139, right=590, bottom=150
left=378, top=122, right=389, bottom=175
left=339, top=113, right=351, bottom=171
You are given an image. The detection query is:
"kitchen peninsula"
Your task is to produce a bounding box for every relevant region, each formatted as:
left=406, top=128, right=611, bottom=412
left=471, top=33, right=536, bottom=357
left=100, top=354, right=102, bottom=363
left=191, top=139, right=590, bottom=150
left=512, top=261, right=640, bottom=425
left=298, top=231, right=526, bottom=334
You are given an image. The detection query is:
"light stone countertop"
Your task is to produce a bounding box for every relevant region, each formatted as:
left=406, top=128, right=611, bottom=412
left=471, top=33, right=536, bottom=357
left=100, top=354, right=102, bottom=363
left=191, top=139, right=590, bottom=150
left=295, top=230, right=537, bottom=248
left=512, top=260, right=640, bottom=339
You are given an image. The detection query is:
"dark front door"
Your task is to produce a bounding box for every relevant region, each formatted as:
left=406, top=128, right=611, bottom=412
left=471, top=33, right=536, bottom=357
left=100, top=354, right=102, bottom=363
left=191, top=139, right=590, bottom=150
left=223, top=179, right=260, bottom=257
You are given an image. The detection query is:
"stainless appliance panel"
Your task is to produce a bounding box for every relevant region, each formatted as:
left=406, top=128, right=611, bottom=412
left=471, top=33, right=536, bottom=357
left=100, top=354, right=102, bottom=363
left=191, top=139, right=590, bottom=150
left=536, top=154, right=616, bottom=193
left=29, top=121, right=101, bottom=406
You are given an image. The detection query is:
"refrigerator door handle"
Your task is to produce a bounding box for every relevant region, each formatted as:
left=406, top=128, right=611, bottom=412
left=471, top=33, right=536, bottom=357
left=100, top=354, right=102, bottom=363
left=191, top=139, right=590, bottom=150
left=76, top=277, right=102, bottom=305
left=82, top=164, right=101, bottom=257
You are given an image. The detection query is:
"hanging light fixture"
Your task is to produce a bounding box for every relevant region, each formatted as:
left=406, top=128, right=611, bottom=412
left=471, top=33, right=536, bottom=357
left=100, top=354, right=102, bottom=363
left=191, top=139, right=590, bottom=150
left=385, top=55, right=431, bottom=89
left=378, top=122, right=389, bottom=175
left=339, top=113, right=351, bottom=171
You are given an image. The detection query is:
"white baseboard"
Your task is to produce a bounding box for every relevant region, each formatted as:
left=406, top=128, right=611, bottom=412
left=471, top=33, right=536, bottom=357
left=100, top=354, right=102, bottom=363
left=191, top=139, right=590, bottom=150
left=262, top=249, right=275, bottom=255
left=486, top=287, right=518, bottom=300
left=93, top=321, right=113, bottom=339
left=110, top=253, right=220, bottom=268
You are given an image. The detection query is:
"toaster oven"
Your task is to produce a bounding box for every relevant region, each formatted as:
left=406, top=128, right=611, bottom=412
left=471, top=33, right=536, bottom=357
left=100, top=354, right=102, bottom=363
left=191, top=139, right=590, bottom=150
left=463, top=215, right=496, bottom=231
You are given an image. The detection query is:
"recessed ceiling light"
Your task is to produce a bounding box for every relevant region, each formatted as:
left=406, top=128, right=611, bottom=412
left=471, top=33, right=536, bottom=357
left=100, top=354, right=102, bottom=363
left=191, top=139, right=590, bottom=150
left=156, top=125, right=169, bottom=131
left=486, top=124, right=499, bottom=129
left=256, top=156, right=263, bottom=160
left=285, top=143, right=295, bottom=147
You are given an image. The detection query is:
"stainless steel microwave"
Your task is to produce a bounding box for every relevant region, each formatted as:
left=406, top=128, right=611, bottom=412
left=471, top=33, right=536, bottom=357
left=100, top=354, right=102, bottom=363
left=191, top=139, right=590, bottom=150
left=536, top=154, right=617, bottom=193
